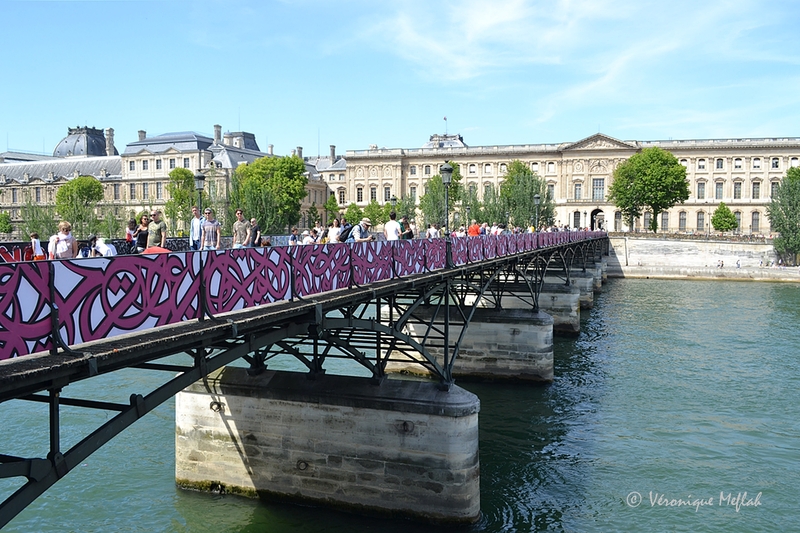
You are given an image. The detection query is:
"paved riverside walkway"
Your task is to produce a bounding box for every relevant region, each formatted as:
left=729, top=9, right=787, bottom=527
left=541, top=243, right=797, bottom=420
left=609, top=265, right=800, bottom=282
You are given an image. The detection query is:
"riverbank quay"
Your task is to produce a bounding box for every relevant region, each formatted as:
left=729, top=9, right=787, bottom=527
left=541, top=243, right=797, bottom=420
left=609, top=265, right=800, bottom=282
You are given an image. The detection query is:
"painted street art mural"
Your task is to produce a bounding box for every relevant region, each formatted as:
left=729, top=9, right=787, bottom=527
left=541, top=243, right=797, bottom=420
left=0, top=233, right=600, bottom=359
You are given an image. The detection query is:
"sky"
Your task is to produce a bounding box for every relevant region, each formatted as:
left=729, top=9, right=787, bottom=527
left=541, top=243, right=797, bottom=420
left=2, top=0, right=799, bottom=157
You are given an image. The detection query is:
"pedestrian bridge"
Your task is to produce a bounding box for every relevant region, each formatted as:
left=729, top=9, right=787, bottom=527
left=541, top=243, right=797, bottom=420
left=0, top=232, right=607, bottom=527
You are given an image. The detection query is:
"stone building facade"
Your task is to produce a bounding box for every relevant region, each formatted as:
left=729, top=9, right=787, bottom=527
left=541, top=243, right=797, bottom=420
left=343, top=133, right=800, bottom=234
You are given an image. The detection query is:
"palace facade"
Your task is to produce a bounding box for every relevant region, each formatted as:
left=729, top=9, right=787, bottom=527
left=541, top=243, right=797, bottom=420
left=342, top=133, right=800, bottom=234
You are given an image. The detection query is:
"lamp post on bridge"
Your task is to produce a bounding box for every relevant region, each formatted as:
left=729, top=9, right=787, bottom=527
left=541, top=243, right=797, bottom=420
left=534, top=193, right=540, bottom=231
left=441, top=162, right=454, bottom=268
left=194, top=170, right=206, bottom=214
left=583, top=210, right=587, bottom=229
left=390, top=194, right=397, bottom=211
left=465, top=205, right=471, bottom=226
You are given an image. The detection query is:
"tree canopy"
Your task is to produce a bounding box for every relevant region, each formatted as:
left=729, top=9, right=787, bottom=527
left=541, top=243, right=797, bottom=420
left=164, top=167, right=199, bottom=235
left=711, top=202, right=738, bottom=233
left=608, top=147, right=689, bottom=232
left=229, top=155, right=307, bottom=234
left=768, top=166, right=800, bottom=261
left=499, top=160, right=554, bottom=228
left=344, top=203, right=363, bottom=224
left=55, top=175, right=104, bottom=238
left=418, top=161, right=463, bottom=229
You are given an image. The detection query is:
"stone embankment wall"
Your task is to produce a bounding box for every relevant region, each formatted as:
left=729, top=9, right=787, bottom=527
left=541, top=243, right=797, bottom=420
left=607, top=236, right=800, bottom=281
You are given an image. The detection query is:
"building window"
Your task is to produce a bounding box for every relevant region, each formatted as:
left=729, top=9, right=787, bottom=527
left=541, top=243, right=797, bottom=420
left=424, top=165, right=431, bottom=175
left=547, top=162, right=555, bottom=174
left=113, top=183, right=120, bottom=200
left=12, top=189, right=17, bottom=204
left=339, top=173, right=345, bottom=181
left=143, top=183, right=149, bottom=200
left=679, top=211, right=687, bottom=232
left=771, top=157, right=780, bottom=169
left=410, top=186, right=417, bottom=201
left=129, top=161, right=135, bottom=171
left=752, top=158, right=761, bottom=169
left=35, top=187, right=41, bottom=203
left=643, top=212, right=651, bottom=230
left=574, top=183, right=582, bottom=200
left=338, top=190, right=346, bottom=204
left=697, top=211, right=705, bottom=233
left=771, top=182, right=779, bottom=197
left=661, top=212, right=669, bottom=232
left=734, top=158, right=742, bottom=169
left=169, top=158, right=176, bottom=169
left=791, top=157, right=799, bottom=168
left=573, top=211, right=581, bottom=229
left=752, top=182, right=760, bottom=199
left=384, top=186, right=391, bottom=202
left=715, top=182, right=723, bottom=200
left=484, top=184, right=492, bottom=198
left=156, top=159, right=162, bottom=170
left=734, top=211, right=741, bottom=231
left=183, top=158, right=190, bottom=168
left=142, top=160, right=149, bottom=171
left=698, top=159, right=706, bottom=170
left=733, top=182, right=742, bottom=199
left=531, top=162, right=539, bottom=172
left=547, top=183, right=555, bottom=200
left=484, top=163, right=492, bottom=174
left=156, top=182, right=163, bottom=199
left=129, top=183, right=136, bottom=200
left=680, top=159, right=688, bottom=167
left=410, top=166, right=416, bottom=176
left=356, top=187, right=363, bottom=203
left=499, top=163, right=507, bottom=173
left=592, top=178, right=604, bottom=200
left=468, top=164, right=477, bottom=174
left=716, top=158, right=724, bottom=170
left=697, top=182, right=705, bottom=199
left=752, top=211, right=760, bottom=233
left=370, top=187, right=377, bottom=201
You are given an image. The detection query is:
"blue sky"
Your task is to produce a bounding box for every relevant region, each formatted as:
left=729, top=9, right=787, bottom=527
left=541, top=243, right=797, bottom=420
left=2, top=0, right=799, bottom=157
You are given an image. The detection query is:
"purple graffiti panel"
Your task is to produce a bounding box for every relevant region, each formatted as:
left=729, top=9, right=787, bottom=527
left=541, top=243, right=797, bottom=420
left=204, top=247, right=292, bottom=312
left=0, top=262, right=52, bottom=359
left=468, top=237, right=484, bottom=262
left=292, top=243, right=352, bottom=297
left=50, top=253, right=199, bottom=346
left=425, top=239, right=446, bottom=270
left=393, top=240, right=427, bottom=276
left=351, top=241, right=393, bottom=285
left=451, top=237, right=468, bottom=266
left=496, top=235, right=508, bottom=256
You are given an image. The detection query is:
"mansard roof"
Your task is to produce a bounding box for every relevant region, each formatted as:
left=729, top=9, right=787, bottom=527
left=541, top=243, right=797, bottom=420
left=0, top=151, right=56, bottom=163
left=208, top=143, right=271, bottom=170
left=562, top=133, right=638, bottom=151
left=0, top=156, right=122, bottom=184
left=53, top=126, right=117, bottom=157
left=123, top=131, right=214, bottom=155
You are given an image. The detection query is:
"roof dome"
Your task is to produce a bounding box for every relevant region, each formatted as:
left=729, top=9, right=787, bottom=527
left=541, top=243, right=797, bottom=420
left=53, top=126, right=117, bottom=157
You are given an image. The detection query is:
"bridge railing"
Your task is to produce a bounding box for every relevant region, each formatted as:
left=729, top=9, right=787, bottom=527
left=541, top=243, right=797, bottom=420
left=0, top=232, right=605, bottom=359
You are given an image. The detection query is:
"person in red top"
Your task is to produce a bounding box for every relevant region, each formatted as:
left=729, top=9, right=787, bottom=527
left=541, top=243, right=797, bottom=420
left=467, top=220, right=481, bottom=237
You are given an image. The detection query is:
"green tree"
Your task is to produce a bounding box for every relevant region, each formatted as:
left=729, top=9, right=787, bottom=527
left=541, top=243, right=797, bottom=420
left=711, top=202, right=738, bottom=232
left=363, top=200, right=386, bottom=227
left=396, top=195, right=417, bottom=222
left=98, top=208, right=123, bottom=239
left=230, top=155, right=307, bottom=233
left=481, top=184, right=506, bottom=227
left=307, top=203, right=320, bottom=226
left=0, top=212, right=12, bottom=235
left=55, top=175, right=104, bottom=238
left=20, top=193, right=57, bottom=239
left=344, top=203, right=363, bottom=225
left=608, top=147, right=689, bottom=232
left=164, top=168, right=198, bottom=236
left=418, top=161, right=464, bottom=229
left=499, top=160, right=554, bottom=228
left=323, top=194, right=340, bottom=220
left=768, top=167, right=800, bottom=262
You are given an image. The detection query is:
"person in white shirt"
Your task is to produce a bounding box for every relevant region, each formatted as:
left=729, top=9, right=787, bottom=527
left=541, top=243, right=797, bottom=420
left=91, top=237, right=117, bottom=257
left=189, top=206, right=204, bottom=250
left=327, top=219, right=342, bottom=243
left=384, top=212, right=401, bottom=241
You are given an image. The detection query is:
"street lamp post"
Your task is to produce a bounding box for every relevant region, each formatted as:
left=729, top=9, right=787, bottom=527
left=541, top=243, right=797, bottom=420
left=194, top=170, right=206, bottom=213
left=583, top=210, right=587, bottom=229
left=465, top=205, right=471, bottom=225
left=533, top=193, right=540, bottom=231
left=390, top=194, right=397, bottom=211
left=441, top=162, right=453, bottom=268
left=505, top=211, right=510, bottom=231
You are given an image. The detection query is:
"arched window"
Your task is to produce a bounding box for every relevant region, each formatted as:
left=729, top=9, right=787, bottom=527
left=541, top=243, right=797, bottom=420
left=680, top=159, right=688, bottom=167
left=661, top=212, right=669, bottom=232
left=547, top=162, right=555, bottom=174
left=679, top=211, right=687, bottom=232
left=697, top=211, right=705, bottom=233
left=771, top=157, right=780, bottom=169
left=531, top=162, right=539, bottom=172
left=698, top=159, right=707, bottom=170
left=643, top=212, right=652, bottom=230
left=751, top=211, right=760, bottom=233
left=499, top=163, right=507, bottom=173
left=573, top=211, right=581, bottom=229
left=484, top=163, right=493, bottom=174
left=424, top=165, right=431, bottom=175
left=468, top=164, right=477, bottom=174
left=716, top=158, right=724, bottom=170
left=791, top=157, right=799, bottom=168
left=734, top=211, right=742, bottom=232
left=752, top=158, right=761, bottom=169
left=734, top=158, right=742, bottom=169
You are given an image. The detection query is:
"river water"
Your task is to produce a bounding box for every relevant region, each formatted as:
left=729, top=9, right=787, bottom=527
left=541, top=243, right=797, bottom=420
left=2, top=278, right=798, bottom=532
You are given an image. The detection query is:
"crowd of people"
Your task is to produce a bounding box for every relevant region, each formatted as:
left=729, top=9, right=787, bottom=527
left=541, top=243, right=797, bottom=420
left=30, top=206, right=598, bottom=262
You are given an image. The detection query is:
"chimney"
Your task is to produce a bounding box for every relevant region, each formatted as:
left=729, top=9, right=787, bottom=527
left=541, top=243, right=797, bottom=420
left=330, top=145, right=336, bottom=161
left=105, top=128, right=115, bottom=156
left=268, top=144, right=274, bottom=155
left=214, top=124, right=221, bottom=145
left=291, top=149, right=296, bottom=157
left=138, top=130, right=146, bottom=141
left=297, top=146, right=303, bottom=159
